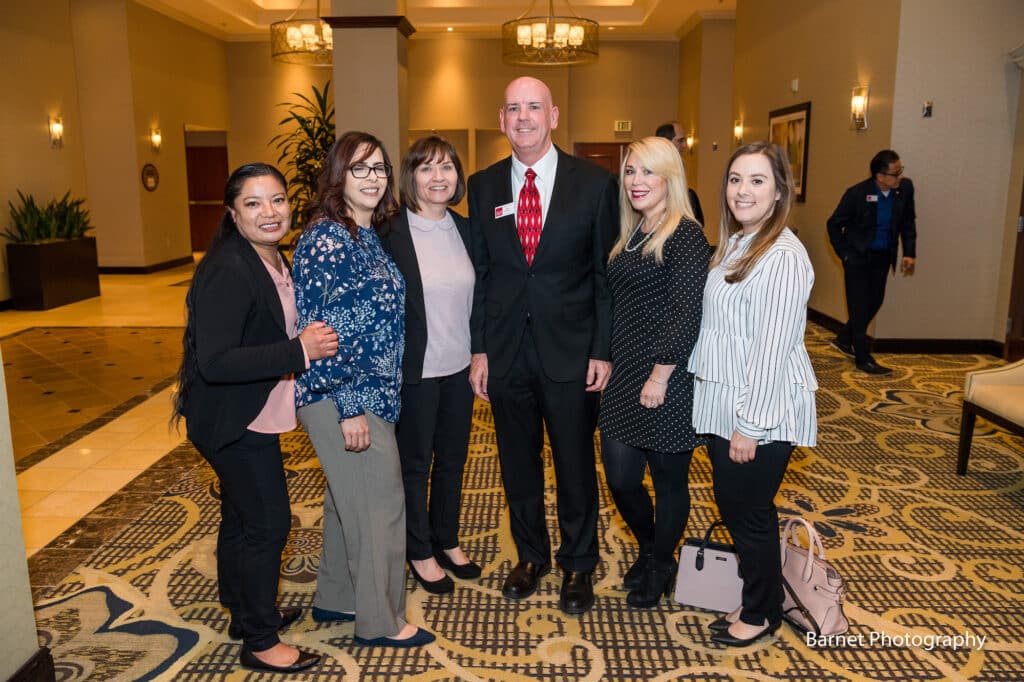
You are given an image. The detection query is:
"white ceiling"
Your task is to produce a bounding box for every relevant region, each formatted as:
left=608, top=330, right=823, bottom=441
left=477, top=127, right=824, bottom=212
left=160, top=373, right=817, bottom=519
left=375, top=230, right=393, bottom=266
left=133, top=0, right=736, bottom=41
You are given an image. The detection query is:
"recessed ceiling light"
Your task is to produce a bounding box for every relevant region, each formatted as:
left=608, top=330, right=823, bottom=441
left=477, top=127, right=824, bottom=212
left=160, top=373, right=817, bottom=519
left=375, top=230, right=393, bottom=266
left=447, top=26, right=453, bottom=32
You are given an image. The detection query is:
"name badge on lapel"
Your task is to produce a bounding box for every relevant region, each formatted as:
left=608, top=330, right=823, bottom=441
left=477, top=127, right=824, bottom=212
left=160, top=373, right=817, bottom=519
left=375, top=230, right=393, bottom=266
left=494, top=202, right=515, bottom=219
left=866, top=194, right=878, bottom=203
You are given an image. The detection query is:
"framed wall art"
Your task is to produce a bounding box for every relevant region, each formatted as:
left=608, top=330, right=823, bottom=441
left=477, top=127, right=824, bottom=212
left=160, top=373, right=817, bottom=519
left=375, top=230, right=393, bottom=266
left=768, top=102, right=811, bottom=202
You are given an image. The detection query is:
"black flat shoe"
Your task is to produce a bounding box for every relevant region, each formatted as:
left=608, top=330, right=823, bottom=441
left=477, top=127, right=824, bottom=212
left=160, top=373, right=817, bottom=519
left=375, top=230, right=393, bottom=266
left=408, top=561, right=455, bottom=595
left=856, top=359, right=893, bottom=375
left=354, top=627, right=436, bottom=648
left=502, top=560, right=551, bottom=600
left=559, top=570, right=595, bottom=615
left=227, top=606, right=303, bottom=641
left=622, top=552, right=650, bottom=591
left=311, top=606, right=355, bottom=623
left=435, top=548, right=483, bottom=580
left=830, top=337, right=854, bottom=357
left=239, top=645, right=321, bottom=673
left=711, top=620, right=781, bottom=647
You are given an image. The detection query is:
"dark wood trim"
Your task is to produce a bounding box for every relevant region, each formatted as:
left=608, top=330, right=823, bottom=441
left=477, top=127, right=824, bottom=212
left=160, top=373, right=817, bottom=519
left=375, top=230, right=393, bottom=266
left=0, top=298, right=13, bottom=311
left=8, top=647, right=56, bottom=682
left=323, top=15, right=415, bottom=37
left=958, top=400, right=1024, bottom=475
left=98, top=256, right=194, bottom=275
left=808, top=307, right=1003, bottom=357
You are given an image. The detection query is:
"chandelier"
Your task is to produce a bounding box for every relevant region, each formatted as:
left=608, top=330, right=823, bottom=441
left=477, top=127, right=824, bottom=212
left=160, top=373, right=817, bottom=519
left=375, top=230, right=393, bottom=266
left=501, top=0, right=599, bottom=66
left=270, top=0, right=332, bottom=66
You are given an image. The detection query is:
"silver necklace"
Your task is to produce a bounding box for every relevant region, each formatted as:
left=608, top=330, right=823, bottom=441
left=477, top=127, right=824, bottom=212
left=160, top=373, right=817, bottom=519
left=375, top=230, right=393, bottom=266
left=624, top=214, right=664, bottom=252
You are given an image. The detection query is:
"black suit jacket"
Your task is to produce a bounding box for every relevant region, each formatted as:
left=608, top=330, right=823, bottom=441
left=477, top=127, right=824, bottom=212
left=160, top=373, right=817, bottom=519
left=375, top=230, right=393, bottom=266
left=827, top=177, right=917, bottom=269
left=183, top=230, right=307, bottom=451
left=383, top=207, right=472, bottom=384
left=468, top=146, right=618, bottom=381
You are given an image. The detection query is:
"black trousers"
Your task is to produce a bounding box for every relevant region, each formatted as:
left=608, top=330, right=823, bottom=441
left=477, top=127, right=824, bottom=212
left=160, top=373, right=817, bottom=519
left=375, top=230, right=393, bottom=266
left=600, top=436, right=694, bottom=565
left=837, top=250, right=892, bottom=364
left=195, top=430, right=292, bottom=652
left=396, top=366, right=475, bottom=560
left=487, top=328, right=600, bottom=572
left=709, top=435, right=792, bottom=627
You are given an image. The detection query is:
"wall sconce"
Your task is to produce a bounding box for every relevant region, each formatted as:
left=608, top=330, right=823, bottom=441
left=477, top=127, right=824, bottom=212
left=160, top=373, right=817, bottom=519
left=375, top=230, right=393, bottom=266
left=48, top=116, right=64, bottom=148
left=851, top=85, right=869, bottom=130
left=150, top=128, right=162, bottom=153
left=685, top=133, right=695, bottom=155
left=733, top=120, right=744, bottom=146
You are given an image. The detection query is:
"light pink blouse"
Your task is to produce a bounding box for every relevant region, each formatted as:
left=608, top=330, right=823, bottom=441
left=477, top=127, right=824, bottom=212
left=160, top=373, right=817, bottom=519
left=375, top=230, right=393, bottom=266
left=248, top=253, right=308, bottom=433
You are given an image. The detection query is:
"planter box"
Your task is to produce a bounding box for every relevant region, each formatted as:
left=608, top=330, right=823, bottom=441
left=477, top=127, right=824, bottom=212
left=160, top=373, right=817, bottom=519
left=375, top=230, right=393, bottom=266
left=6, top=237, right=101, bottom=310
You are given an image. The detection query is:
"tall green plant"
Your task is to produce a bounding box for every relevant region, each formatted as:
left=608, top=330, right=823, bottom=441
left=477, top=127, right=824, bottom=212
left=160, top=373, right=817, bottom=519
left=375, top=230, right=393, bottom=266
left=270, top=81, right=335, bottom=232
left=4, top=191, right=93, bottom=243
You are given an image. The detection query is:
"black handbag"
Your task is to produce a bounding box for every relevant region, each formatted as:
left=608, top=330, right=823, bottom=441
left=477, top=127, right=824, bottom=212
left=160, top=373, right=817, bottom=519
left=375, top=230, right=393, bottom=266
left=674, top=520, right=744, bottom=613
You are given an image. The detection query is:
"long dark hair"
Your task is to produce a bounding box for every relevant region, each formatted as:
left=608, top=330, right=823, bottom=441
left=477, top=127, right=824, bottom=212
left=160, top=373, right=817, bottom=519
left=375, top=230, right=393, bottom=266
left=306, top=130, right=399, bottom=240
left=710, top=141, right=794, bottom=283
left=171, top=162, right=288, bottom=428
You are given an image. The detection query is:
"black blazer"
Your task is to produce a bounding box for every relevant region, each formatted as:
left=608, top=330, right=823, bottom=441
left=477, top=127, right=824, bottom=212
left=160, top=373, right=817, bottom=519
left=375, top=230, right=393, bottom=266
left=827, top=177, right=917, bottom=269
left=183, top=230, right=307, bottom=451
left=383, top=207, right=472, bottom=384
left=467, top=146, right=618, bottom=381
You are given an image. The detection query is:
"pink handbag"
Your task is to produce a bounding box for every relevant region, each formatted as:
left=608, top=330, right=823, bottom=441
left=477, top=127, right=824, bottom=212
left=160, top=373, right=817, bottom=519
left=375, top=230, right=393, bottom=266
left=674, top=520, right=744, bottom=613
left=780, top=517, right=850, bottom=636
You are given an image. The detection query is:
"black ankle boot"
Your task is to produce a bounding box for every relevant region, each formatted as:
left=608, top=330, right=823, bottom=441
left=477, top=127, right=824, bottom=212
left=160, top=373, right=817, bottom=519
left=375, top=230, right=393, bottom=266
left=622, top=551, right=651, bottom=591
left=626, top=561, right=676, bottom=609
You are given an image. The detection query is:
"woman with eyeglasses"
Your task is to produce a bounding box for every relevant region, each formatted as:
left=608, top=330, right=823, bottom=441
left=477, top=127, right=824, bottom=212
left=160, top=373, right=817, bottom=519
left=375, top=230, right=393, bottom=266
left=293, top=131, right=434, bottom=649
left=383, top=135, right=481, bottom=595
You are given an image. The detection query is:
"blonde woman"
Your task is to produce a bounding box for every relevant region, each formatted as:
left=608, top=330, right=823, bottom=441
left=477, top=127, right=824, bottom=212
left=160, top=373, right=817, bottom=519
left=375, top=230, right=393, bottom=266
left=689, top=141, right=817, bottom=647
left=598, top=137, right=711, bottom=608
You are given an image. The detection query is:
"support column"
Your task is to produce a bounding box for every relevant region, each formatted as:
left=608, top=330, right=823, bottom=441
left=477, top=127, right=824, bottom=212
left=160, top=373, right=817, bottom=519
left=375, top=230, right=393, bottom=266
left=325, top=1, right=414, bottom=160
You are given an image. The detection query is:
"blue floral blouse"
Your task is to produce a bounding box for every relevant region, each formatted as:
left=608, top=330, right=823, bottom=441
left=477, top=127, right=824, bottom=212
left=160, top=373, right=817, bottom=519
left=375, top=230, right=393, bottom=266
left=293, top=219, right=406, bottom=422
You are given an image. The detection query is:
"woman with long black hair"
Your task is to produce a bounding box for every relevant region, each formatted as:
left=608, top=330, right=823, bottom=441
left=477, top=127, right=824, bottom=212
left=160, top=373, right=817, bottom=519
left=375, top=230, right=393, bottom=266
left=174, top=162, right=338, bottom=673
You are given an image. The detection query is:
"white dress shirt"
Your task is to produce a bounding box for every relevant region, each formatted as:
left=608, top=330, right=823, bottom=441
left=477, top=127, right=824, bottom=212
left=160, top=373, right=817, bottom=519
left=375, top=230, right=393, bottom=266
left=510, top=144, right=559, bottom=231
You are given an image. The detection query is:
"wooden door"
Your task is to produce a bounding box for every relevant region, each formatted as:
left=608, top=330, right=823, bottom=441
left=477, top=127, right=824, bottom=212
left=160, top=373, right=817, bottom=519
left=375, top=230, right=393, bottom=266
left=573, top=142, right=630, bottom=176
left=1005, top=176, right=1024, bottom=361
left=185, top=146, right=229, bottom=251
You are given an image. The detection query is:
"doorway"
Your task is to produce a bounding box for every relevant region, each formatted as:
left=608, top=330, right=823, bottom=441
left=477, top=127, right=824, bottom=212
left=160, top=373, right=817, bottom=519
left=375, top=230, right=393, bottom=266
left=573, top=142, right=630, bottom=176
left=184, top=130, right=228, bottom=252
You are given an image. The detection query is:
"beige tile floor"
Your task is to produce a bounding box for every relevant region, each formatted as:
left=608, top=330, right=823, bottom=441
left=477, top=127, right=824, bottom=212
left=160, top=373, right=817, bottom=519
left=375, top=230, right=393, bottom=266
left=3, top=265, right=194, bottom=556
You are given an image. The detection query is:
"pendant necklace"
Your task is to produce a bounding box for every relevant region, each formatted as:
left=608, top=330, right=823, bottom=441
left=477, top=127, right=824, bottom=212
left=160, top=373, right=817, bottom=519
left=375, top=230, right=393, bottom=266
left=624, top=214, right=664, bottom=253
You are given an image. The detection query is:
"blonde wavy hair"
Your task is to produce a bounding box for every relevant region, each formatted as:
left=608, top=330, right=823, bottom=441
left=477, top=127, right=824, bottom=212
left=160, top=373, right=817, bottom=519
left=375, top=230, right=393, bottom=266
left=710, top=141, right=795, bottom=283
left=609, top=137, right=695, bottom=265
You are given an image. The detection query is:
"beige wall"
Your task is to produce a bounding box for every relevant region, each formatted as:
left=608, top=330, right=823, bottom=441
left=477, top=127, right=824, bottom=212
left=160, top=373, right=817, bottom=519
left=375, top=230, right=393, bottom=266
left=733, top=0, right=900, bottom=324
left=225, top=43, right=329, bottom=172
left=126, top=1, right=229, bottom=266
left=70, top=0, right=147, bottom=267
left=678, top=23, right=702, bottom=206
left=0, top=0, right=89, bottom=300
left=694, top=19, right=734, bottom=239
left=569, top=41, right=679, bottom=146
left=880, top=0, right=1024, bottom=341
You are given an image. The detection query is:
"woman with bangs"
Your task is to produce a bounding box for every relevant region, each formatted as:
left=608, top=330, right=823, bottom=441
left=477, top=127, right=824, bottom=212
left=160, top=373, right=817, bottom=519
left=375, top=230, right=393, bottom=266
left=292, top=131, right=434, bottom=649
left=688, top=141, right=817, bottom=647
left=383, top=135, right=481, bottom=595
left=598, top=136, right=712, bottom=609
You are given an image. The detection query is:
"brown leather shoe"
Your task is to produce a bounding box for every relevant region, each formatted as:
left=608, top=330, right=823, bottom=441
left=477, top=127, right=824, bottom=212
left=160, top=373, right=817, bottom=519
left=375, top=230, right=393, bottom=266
left=501, top=560, right=551, bottom=599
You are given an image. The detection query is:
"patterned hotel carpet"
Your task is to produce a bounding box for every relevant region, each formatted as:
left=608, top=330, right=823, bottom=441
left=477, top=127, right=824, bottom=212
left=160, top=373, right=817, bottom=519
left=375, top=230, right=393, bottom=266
left=30, top=323, right=1024, bottom=681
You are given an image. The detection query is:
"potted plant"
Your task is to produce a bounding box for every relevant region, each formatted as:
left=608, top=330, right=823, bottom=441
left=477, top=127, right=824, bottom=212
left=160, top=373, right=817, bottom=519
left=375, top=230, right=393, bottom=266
left=270, top=80, right=335, bottom=234
left=3, top=190, right=100, bottom=310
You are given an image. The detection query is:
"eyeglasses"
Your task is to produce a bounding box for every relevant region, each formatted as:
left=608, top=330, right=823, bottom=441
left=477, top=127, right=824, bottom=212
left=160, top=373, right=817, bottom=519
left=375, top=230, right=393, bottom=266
left=881, top=166, right=905, bottom=177
left=349, top=163, right=392, bottom=179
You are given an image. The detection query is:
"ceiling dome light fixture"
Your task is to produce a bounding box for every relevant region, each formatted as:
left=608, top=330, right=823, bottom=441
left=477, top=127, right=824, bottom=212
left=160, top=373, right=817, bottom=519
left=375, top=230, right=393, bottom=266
left=270, top=0, right=332, bottom=66
left=502, top=0, right=599, bottom=66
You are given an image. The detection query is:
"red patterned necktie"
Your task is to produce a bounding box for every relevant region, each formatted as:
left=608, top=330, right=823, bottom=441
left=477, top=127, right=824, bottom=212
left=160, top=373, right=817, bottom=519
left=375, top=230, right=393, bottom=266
left=517, top=168, right=541, bottom=266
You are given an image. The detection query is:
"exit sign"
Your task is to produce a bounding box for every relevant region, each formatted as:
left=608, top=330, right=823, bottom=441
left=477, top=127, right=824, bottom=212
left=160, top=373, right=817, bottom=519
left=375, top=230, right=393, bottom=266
left=613, top=120, right=632, bottom=132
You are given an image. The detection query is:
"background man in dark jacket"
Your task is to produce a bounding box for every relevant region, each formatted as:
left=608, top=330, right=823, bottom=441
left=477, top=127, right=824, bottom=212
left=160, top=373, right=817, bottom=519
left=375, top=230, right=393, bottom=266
left=827, top=149, right=917, bottom=375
